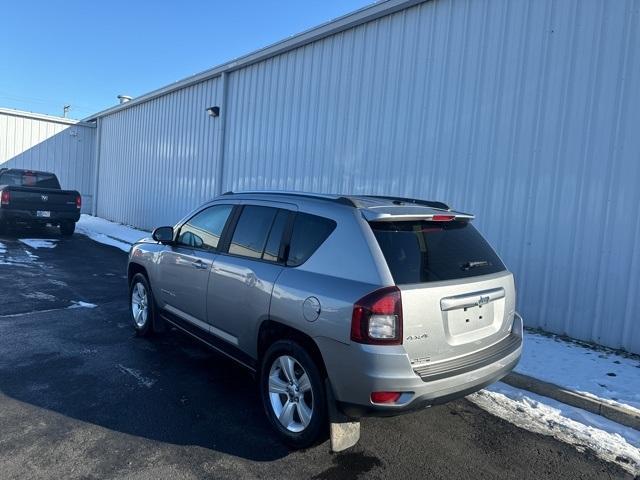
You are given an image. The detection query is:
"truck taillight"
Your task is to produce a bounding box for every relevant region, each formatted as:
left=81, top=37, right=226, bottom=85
left=1, top=190, right=9, bottom=205
left=75, top=194, right=82, bottom=209
left=351, top=286, right=402, bottom=345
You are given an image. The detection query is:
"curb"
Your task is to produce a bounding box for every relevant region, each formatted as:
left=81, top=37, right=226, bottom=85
left=503, top=372, right=640, bottom=431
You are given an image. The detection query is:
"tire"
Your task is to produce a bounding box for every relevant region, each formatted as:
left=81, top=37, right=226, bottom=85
left=260, top=340, right=327, bottom=449
left=0, top=221, right=6, bottom=235
left=129, top=273, right=157, bottom=337
left=60, top=221, right=76, bottom=236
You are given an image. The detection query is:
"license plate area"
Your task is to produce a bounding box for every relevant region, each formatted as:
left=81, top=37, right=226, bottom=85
left=446, top=303, right=495, bottom=335
left=36, top=210, right=51, bottom=218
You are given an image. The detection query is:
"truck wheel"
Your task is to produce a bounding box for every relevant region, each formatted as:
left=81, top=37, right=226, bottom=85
left=129, top=273, right=158, bottom=337
left=0, top=221, right=6, bottom=235
left=60, top=222, right=76, bottom=236
left=260, top=340, right=327, bottom=449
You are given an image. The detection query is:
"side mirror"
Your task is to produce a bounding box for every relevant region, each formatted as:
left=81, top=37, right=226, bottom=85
left=152, top=226, right=174, bottom=244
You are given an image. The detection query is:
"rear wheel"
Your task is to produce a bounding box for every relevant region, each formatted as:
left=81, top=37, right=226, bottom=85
left=60, top=221, right=76, bottom=236
left=260, top=340, right=327, bottom=448
left=129, top=273, right=157, bottom=337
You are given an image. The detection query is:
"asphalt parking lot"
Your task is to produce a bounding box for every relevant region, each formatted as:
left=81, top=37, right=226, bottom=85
left=0, top=229, right=632, bottom=479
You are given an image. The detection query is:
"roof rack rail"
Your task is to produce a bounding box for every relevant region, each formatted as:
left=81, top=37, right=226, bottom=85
left=360, top=195, right=450, bottom=211
left=221, top=190, right=357, bottom=207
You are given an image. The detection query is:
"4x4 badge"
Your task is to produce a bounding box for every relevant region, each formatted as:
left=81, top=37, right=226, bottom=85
left=406, top=333, right=428, bottom=341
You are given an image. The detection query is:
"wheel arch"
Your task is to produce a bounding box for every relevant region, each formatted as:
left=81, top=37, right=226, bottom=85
left=128, top=262, right=149, bottom=285
left=257, top=320, right=327, bottom=378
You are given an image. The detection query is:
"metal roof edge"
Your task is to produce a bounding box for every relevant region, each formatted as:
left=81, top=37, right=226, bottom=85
left=83, top=0, right=428, bottom=121
left=0, top=107, right=96, bottom=127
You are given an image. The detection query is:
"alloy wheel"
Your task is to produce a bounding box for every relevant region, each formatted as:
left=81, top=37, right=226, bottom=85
left=268, top=355, right=314, bottom=433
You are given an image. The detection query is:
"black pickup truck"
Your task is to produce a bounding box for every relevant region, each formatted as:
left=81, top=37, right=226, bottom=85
left=0, top=168, right=81, bottom=236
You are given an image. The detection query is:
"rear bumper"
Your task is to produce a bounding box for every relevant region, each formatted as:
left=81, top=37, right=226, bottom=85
left=318, top=313, right=523, bottom=418
left=0, top=208, right=80, bottom=224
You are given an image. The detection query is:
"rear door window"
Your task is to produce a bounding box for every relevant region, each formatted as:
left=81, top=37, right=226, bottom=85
left=177, top=204, right=233, bottom=250
left=229, top=206, right=278, bottom=259
left=370, top=220, right=506, bottom=284
left=286, top=213, right=336, bottom=267
left=262, top=210, right=290, bottom=262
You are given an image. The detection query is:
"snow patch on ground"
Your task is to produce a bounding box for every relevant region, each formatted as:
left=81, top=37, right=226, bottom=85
left=67, top=301, right=97, bottom=309
left=21, top=292, right=56, bottom=301
left=19, top=238, right=58, bottom=249
left=518, top=331, right=640, bottom=412
left=469, top=383, right=640, bottom=475
left=0, top=242, right=6, bottom=254
left=76, top=214, right=149, bottom=252
left=116, top=364, right=156, bottom=388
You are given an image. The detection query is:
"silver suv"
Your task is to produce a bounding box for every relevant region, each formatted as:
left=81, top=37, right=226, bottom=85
left=127, top=192, right=523, bottom=448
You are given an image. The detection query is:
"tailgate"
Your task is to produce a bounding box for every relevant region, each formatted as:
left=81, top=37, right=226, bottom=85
left=400, top=272, right=516, bottom=365
left=6, top=187, right=79, bottom=212
left=368, top=218, right=516, bottom=366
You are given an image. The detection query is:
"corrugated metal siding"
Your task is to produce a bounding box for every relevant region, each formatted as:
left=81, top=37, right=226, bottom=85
left=0, top=111, right=96, bottom=212
left=96, top=77, right=223, bottom=229
left=96, top=0, right=640, bottom=353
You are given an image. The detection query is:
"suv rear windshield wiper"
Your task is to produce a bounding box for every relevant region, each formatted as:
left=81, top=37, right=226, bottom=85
left=461, top=260, right=489, bottom=271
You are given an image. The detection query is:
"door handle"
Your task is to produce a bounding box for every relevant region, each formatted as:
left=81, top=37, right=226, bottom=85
left=192, top=260, right=208, bottom=270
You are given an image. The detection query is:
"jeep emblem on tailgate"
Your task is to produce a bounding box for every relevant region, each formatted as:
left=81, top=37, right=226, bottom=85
left=477, top=295, right=490, bottom=306
left=41, top=194, right=48, bottom=201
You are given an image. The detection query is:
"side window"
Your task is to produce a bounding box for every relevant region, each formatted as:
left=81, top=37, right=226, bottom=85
left=262, top=210, right=290, bottom=262
left=286, top=213, right=336, bottom=267
left=177, top=204, right=233, bottom=250
left=229, top=206, right=278, bottom=259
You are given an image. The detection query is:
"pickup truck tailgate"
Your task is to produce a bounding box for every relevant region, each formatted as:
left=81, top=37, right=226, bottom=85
left=7, top=187, right=78, bottom=212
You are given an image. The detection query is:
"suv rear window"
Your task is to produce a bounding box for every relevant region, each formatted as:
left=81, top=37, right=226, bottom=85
left=286, top=213, right=336, bottom=267
left=370, top=220, right=506, bottom=284
left=0, top=171, right=61, bottom=189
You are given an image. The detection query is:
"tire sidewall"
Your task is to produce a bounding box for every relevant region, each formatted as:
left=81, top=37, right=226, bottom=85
left=60, top=221, right=75, bottom=236
left=129, top=273, right=154, bottom=336
left=260, top=340, right=327, bottom=449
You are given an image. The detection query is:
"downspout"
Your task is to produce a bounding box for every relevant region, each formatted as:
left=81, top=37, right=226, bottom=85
left=91, top=117, right=102, bottom=216
left=215, top=71, right=228, bottom=196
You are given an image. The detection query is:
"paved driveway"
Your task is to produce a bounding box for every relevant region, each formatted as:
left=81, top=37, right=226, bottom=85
left=0, top=230, right=630, bottom=479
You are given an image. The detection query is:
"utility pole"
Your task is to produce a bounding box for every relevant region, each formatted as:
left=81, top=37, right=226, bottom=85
left=63, top=105, right=70, bottom=118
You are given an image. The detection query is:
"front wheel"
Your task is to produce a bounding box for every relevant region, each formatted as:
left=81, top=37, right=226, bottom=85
left=129, top=273, right=157, bottom=337
left=260, top=340, right=327, bottom=449
left=60, top=221, right=76, bottom=236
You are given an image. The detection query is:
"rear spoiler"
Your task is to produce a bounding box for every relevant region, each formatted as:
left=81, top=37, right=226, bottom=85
left=361, top=208, right=474, bottom=222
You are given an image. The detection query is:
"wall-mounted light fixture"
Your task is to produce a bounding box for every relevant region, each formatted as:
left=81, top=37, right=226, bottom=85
left=206, top=106, right=220, bottom=117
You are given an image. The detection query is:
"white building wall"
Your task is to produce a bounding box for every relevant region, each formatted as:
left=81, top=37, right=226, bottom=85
left=94, top=0, right=640, bottom=353
left=0, top=109, right=96, bottom=212
left=96, top=77, right=223, bottom=229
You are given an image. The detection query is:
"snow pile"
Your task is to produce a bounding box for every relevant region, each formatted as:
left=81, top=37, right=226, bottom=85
left=67, top=301, right=97, bottom=309
left=19, top=238, right=58, bottom=249
left=76, top=214, right=149, bottom=252
left=518, top=331, right=640, bottom=412
left=0, top=242, right=6, bottom=254
left=469, top=383, right=640, bottom=475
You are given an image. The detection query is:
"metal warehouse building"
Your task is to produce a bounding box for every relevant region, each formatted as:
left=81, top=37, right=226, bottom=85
left=2, top=0, right=640, bottom=354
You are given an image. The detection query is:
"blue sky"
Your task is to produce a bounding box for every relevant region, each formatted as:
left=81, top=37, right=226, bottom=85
left=0, top=0, right=372, bottom=120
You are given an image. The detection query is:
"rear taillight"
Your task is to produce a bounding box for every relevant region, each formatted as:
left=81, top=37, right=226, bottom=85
left=75, top=194, right=82, bottom=209
left=351, top=286, right=402, bottom=345
left=0, top=190, right=9, bottom=206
